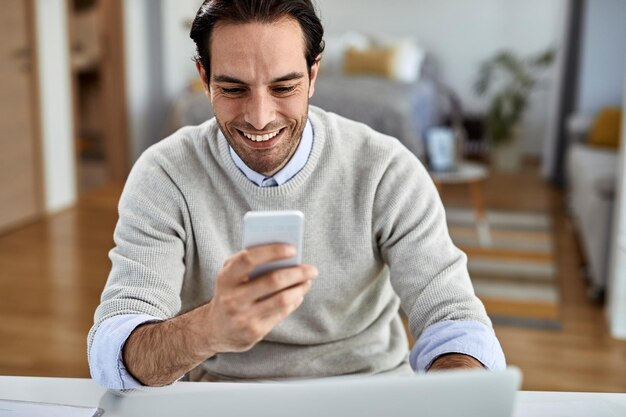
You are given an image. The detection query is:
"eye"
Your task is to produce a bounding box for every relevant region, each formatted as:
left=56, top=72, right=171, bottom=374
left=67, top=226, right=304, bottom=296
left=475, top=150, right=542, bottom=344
left=272, top=85, right=296, bottom=94
left=221, top=87, right=246, bottom=96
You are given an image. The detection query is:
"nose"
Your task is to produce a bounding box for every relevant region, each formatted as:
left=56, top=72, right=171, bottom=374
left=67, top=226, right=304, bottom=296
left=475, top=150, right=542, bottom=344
left=244, top=90, right=276, bottom=130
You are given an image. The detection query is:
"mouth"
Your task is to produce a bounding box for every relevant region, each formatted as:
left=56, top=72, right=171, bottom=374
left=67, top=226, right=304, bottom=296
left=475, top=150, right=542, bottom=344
left=236, top=127, right=286, bottom=148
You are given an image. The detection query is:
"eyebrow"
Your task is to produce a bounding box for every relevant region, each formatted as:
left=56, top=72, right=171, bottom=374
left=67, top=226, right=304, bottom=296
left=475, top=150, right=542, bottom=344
left=212, top=72, right=305, bottom=84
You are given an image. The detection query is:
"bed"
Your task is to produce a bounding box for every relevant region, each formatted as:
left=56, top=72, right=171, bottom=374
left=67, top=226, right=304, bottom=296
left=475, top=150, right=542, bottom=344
left=310, top=73, right=439, bottom=158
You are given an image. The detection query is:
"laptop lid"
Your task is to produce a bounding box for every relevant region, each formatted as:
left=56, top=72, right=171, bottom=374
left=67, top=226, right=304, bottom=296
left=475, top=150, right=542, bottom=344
left=101, top=367, right=522, bottom=417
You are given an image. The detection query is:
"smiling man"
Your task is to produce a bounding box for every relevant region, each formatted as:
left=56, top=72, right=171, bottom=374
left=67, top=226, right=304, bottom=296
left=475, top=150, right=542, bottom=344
left=87, top=0, right=505, bottom=388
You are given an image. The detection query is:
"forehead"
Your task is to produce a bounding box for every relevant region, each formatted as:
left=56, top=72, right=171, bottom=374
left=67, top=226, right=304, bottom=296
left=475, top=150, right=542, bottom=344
left=209, top=18, right=308, bottom=82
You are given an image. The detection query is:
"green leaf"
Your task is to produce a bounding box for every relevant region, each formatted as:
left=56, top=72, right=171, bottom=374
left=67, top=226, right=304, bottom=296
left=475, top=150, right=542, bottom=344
left=529, top=48, right=555, bottom=67
left=474, top=47, right=555, bottom=145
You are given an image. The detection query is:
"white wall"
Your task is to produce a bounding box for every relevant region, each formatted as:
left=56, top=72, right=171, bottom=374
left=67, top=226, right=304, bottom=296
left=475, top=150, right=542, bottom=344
left=35, top=0, right=77, bottom=212
left=576, top=0, right=626, bottom=116
left=315, top=0, right=567, bottom=156
left=124, top=0, right=150, bottom=161
left=161, top=0, right=201, bottom=103
left=124, top=0, right=172, bottom=161
left=124, top=0, right=199, bottom=160
left=607, top=76, right=626, bottom=339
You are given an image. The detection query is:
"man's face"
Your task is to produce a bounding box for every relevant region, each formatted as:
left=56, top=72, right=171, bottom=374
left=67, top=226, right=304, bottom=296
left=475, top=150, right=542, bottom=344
left=197, top=18, right=320, bottom=177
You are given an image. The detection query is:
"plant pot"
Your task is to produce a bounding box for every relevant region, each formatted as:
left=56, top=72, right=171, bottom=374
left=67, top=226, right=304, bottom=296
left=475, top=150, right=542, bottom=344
left=490, top=128, right=522, bottom=172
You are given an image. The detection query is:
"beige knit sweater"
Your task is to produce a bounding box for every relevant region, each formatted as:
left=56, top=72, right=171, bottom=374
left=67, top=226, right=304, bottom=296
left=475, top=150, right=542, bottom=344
left=88, top=105, right=491, bottom=381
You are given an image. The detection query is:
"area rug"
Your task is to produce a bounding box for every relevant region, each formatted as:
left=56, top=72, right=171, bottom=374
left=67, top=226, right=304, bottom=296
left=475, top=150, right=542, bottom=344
left=445, top=207, right=561, bottom=329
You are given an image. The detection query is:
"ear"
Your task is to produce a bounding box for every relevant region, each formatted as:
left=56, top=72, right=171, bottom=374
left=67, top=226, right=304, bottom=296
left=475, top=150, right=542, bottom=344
left=308, top=55, right=322, bottom=98
left=195, top=60, right=211, bottom=97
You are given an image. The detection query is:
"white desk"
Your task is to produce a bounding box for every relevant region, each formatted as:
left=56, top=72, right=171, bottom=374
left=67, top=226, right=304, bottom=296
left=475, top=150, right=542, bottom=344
left=1, top=376, right=625, bottom=417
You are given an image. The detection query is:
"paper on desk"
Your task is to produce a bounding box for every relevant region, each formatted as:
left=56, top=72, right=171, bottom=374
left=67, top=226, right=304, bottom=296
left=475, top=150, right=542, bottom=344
left=514, top=399, right=618, bottom=417
left=0, top=399, right=103, bottom=417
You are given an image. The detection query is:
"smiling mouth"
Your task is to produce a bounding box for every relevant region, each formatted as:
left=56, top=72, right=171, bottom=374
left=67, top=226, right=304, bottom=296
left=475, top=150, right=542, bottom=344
left=239, top=128, right=283, bottom=142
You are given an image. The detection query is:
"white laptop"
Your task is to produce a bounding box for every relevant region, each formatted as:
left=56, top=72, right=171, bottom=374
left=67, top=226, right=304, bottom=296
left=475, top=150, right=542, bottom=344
left=100, top=367, right=522, bottom=417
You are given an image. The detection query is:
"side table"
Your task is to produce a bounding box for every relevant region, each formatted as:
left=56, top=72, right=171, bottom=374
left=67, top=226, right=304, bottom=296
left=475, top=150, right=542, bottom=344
left=429, top=161, right=492, bottom=246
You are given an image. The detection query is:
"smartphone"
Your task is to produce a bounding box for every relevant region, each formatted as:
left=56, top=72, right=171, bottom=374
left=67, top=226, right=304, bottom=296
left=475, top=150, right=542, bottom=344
left=242, top=210, right=304, bottom=279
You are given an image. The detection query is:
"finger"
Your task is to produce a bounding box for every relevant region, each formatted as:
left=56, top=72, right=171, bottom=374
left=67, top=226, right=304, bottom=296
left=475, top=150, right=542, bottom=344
left=219, top=265, right=317, bottom=312
left=245, top=264, right=318, bottom=300
left=252, top=280, right=311, bottom=321
left=220, top=244, right=297, bottom=286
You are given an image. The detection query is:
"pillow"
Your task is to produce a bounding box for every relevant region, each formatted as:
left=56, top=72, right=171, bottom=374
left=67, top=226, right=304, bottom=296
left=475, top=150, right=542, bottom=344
left=320, top=32, right=370, bottom=75
left=370, top=35, right=425, bottom=83
left=342, top=40, right=424, bottom=83
left=587, top=107, right=623, bottom=148
left=343, top=47, right=397, bottom=79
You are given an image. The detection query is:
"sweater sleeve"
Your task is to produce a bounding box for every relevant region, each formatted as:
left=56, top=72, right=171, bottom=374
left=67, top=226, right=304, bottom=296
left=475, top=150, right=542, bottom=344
left=87, top=149, right=189, bottom=365
left=372, top=147, right=494, bottom=343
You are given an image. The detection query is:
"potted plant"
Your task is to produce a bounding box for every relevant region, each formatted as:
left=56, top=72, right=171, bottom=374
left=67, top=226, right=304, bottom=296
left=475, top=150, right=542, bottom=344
left=474, top=48, right=554, bottom=171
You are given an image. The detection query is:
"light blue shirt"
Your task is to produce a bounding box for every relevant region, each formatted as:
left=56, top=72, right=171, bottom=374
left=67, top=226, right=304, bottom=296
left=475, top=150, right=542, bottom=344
left=89, top=118, right=505, bottom=388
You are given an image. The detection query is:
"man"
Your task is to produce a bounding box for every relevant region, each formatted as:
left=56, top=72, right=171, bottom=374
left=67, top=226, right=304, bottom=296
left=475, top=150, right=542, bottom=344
left=88, top=0, right=505, bottom=388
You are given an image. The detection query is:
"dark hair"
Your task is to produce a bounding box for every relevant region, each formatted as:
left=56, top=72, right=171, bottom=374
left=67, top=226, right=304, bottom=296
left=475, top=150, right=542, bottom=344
left=189, top=0, right=325, bottom=79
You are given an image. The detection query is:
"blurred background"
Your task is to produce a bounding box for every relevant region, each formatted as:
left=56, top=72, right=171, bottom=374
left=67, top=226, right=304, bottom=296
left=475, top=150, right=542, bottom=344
left=1, top=0, right=625, bottom=392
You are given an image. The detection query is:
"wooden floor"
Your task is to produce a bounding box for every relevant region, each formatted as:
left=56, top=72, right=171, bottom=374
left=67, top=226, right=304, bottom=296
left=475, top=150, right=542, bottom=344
left=1, top=166, right=625, bottom=392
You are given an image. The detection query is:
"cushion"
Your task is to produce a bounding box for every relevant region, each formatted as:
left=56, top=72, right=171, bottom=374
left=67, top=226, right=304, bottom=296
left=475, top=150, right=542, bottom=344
left=342, top=41, right=423, bottom=83
left=321, top=33, right=424, bottom=83
left=320, top=32, right=370, bottom=75
left=343, top=47, right=397, bottom=79
left=587, top=107, right=622, bottom=148
left=370, top=35, right=424, bottom=83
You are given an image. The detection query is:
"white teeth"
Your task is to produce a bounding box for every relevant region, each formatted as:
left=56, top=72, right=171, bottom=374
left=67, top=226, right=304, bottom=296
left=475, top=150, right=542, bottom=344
left=242, top=130, right=280, bottom=142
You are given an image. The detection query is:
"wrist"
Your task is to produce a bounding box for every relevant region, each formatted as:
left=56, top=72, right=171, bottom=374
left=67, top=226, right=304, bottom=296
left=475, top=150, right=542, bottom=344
left=427, top=353, right=485, bottom=372
left=186, top=302, right=219, bottom=359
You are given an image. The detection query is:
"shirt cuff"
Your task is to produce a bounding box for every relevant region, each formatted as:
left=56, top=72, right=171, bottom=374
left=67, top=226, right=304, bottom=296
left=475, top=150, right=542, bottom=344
left=409, top=320, right=506, bottom=373
left=89, top=314, right=162, bottom=389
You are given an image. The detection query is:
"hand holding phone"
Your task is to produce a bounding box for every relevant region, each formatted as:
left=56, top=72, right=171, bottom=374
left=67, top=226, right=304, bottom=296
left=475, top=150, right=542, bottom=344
left=242, top=210, right=304, bottom=279
left=187, top=210, right=312, bottom=355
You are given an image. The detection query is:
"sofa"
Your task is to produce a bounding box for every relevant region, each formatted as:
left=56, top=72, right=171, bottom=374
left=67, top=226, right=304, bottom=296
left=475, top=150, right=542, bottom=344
left=566, top=114, right=618, bottom=297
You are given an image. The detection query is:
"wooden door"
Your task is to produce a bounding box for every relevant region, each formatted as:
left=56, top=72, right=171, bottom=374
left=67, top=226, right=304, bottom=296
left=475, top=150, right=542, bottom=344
left=68, top=0, right=130, bottom=193
left=99, top=0, right=130, bottom=181
left=0, top=0, right=43, bottom=233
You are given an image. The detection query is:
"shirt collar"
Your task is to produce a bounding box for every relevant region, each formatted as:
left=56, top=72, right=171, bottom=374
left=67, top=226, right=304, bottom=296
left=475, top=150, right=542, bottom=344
left=228, top=119, right=313, bottom=187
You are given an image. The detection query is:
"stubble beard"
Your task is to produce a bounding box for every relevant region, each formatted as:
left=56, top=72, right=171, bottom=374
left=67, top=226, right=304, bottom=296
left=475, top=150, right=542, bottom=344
left=215, top=110, right=309, bottom=176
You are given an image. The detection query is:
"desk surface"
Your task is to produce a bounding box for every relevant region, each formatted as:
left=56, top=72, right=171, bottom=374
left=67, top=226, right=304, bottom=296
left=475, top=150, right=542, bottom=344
left=1, top=376, right=625, bottom=417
